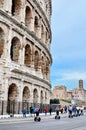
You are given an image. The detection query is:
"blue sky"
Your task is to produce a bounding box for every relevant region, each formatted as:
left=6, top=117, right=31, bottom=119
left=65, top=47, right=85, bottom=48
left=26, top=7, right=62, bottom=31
left=50, top=0, right=86, bottom=91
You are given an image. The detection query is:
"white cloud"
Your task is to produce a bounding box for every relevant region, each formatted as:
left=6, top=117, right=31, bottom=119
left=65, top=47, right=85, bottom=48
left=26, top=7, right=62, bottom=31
left=56, top=71, right=86, bottom=81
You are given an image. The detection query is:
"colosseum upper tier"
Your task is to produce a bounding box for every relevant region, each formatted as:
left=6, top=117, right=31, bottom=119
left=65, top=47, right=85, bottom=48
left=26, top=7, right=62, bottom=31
left=0, top=0, right=52, bottom=115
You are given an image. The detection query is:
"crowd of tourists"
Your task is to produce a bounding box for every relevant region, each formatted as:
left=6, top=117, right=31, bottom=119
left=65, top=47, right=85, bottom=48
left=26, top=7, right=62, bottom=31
left=22, top=104, right=84, bottom=119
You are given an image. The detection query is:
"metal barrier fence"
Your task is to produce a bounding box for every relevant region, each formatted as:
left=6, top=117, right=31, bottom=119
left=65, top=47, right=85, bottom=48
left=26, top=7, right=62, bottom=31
left=0, top=100, right=59, bottom=115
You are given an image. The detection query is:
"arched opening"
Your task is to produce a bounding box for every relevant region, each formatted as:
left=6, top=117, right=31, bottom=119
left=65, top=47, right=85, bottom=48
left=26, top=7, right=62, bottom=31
left=25, top=6, right=32, bottom=29
left=34, top=51, right=39, bottom=71
left=0, top=27, right=4, bottom=58
left=11, top=0, right=22, bottom=17
left=23, top=87, right=30, bottom=102
left=22, top=86, right=30, bottom=110
left=41, top=56, right=45, bottom=74
left=45, top=31, right=48, bottom=44
left=24, top=44, right=31, bottom=67
left=10, top=37, right=21, bottom=62
left=45, top=92, right=47, bottom=101
left=33, top=88, right=38, bottom=104
left=40, top=90, right=43, bottom=104
left=41, top=25, right=45, bottom=42
left=46, top=58, right=50, bottom=75
left=7, top=83, right=19, bottom=114
left=34, top=16, right=39, bottom=34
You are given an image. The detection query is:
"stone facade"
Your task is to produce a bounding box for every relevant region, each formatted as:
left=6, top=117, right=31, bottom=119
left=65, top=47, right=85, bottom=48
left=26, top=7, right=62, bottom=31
left=51, top=86, right=67, bottom=99
left=0, top=0, right=52, bottom=114
left=71, top=80, right=86, bottom=101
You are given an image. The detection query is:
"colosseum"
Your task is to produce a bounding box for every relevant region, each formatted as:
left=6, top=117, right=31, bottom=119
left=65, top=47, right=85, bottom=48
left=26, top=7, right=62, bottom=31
left=0, top=0, right=52, bottom=115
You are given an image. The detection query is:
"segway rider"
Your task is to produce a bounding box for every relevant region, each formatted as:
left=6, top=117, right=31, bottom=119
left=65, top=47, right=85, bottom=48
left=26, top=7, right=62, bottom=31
left=55, top=106, right=59, bottom=116
left=68, top=105, right=73, bottom=118
left=55, top=106, right=60, bottom=119
left=34, top=105, right=41, bottom=121
left=35, top=105, right=40, bottom=117
left=76, top=106, right=80, bottom=116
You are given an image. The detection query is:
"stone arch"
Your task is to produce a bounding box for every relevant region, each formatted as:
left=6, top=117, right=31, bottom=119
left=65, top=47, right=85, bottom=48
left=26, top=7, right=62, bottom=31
left=33, top=88, right=38, bottom=104
left=45, top=91, right=47, bottom=100
left=22, top=86, right=30, bottom=102
left=22, top=86, right=30, bottom=111
left=7, top=83, right=19, bottom=114
left=45, top=31, right=48, bottom=43
left=41, top=56, right=45, bottom=74
left=10, top=37, right=21, bottom=62
left=40, top=90, right=43, bottom=104
left=8, top=83, right=19, bottom=101
left=0, top=27, right=5, bottom=58
left=11, top=0, right=22, bottom=16
left=34, top=16, right=39, bottom=33
left=25, top=6, right=32, bottom=29
left=46, top=57, right=50, bottom=75
left=34, top=50, right=39, bottom=70
left=41, top=24, right=45, bottom=41
left=24, top=44, right=31, bottom=67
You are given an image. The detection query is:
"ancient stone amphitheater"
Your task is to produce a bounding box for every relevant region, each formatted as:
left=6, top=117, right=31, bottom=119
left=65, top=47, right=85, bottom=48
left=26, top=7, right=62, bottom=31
left=0, top=0, right=52, bottom=115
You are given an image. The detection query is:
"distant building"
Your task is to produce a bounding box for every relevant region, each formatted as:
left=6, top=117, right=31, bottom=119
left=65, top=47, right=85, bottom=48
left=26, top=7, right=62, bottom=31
left=51, top=85, right=67, bottom=99
left=51, top=80, right=86, bottom=101
left=71, top=80, right=86, bottom=101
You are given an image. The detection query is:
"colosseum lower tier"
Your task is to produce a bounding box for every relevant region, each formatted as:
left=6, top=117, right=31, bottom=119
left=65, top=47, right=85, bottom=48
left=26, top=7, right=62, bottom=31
left=0, top=0, right=52, bottom=115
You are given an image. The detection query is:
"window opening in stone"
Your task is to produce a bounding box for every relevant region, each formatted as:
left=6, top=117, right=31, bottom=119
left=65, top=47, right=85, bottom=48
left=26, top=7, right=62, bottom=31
left=41, top=25, right=44, bottom=41
left=11, top=0, right=15, bottom=15
left=45, top=92, right=47, bottom=99
left=11, top=0, right=21, bottom=16
left=10, top=37, right=20, bottom=62
left=7, top=83, right=18, bottom=114
left=23, top=87, right=30, bottom=101
left=0, top=28, right=4, bottom=58
left=34, top=16, right=39, bottom=33
left=25, top=6, right=32, bottom=28
left=24, top=44, right=31, bottom=67
left=40, top=90, right=43, bottom=104
left=33, top=88, right=38, bottom=104
left=34, top=51, right=39, bottom=71
left=41, top=56, right=44, bottom=74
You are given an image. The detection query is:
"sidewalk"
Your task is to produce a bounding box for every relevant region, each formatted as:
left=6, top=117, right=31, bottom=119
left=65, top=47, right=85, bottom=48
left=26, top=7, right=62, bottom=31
left=0, top=112, right=67, bottom=123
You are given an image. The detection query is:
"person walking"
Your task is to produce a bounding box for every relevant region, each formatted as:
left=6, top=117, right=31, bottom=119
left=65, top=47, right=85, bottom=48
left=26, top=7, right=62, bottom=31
left=22, top=107, right=26, bottom=117
left=49, top=107, right=52, bottom=115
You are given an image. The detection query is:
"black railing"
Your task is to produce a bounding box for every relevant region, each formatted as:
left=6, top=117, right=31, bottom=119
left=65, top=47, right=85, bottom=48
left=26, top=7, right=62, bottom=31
left=0, top=100, right=59, bottom=115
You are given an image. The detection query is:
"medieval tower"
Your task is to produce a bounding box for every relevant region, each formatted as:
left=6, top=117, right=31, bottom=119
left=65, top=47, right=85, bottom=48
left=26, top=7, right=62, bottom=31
left=0, top=0, right=52, bottom=115
left=79, top=79, right=83, bottom=90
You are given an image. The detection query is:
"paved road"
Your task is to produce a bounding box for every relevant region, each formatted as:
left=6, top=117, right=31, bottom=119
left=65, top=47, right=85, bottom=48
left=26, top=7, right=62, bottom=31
left=0, top=115, right=86, bottom=130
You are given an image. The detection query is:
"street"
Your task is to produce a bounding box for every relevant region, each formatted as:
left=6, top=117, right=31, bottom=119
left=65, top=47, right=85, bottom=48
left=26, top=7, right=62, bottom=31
left=0, top=115, right=86, bottom=130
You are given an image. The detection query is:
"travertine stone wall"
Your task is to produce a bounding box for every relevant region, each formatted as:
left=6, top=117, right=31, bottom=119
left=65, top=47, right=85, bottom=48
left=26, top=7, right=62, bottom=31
left=0, top=0, right=52, bottom=114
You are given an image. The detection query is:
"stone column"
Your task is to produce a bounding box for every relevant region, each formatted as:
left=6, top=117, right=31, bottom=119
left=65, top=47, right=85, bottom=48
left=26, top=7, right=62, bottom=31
left=21, top=37, right=25, bottom=65
left=29, top=17, right=34, bottom=31
left=18, top=80, right=23, bottom=114
left=29, top=84, right=34, bottom=103
left=36, top=25, right=41, bottom=39
left=31, top=45, right=35, bottom=68
left=3, top=0, right=12, bottom=14
left=5, top=27, right=12, bottom=61
left=37, top=87, right=40, bottom=104
left=20, top=2, right=26, bottom=24
left=2, top=72, right=9, bottom=114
